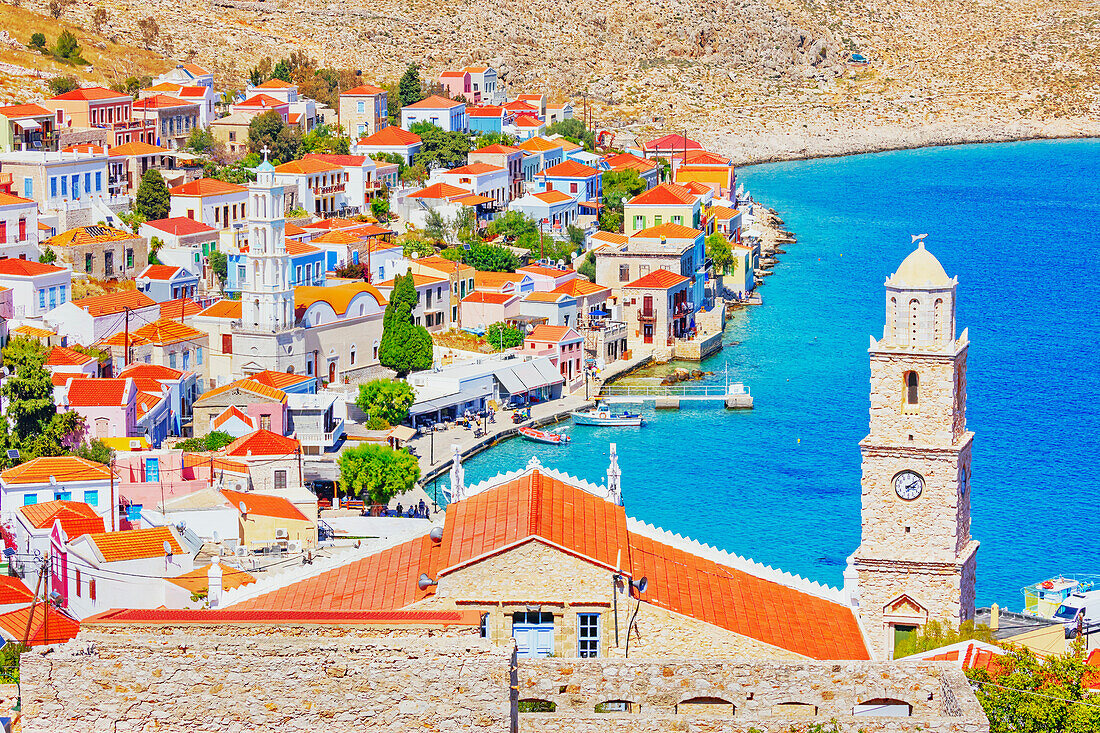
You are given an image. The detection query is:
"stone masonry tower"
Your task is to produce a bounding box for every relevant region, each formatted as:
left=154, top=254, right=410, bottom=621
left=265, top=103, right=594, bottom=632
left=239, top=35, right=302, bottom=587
left=848, top=241, right=978, bottom=660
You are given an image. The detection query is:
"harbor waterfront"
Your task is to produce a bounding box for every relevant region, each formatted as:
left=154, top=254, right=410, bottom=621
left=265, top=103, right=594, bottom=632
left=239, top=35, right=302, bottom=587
left=456, top=139, right=1100, bottom=609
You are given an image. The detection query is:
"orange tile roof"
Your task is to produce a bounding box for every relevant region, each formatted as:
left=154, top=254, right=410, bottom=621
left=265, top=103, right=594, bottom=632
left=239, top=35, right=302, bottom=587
left=144, top=82, right=183, bottom=93
left=541, top=160, right=598, bottom=178
left=342, top=84, right=385, bottom=96
left=135, top=390, right=165, bottom=419
left=73, top=290, right=156, bottom=317
left=0, top=103, right=52, bottom=118
left=84, top=526, right=184, bottom=562
left=138, top=264, right=183, bottom=281
left=625, top=269, right=689, bottom=289
left=603, top=152, right=658, bottom=172
left=293, top=282, right=385, bottom=316
left=100, top=318, right=205, bottom=347
left=474, top=143, right=520, bottom=154
left=222, top=489, right=310, bottom=522
left=474, top=271, right=526, bottom=289
left=195, top=299, right=242, bottom=319
left=0, top=192, right=36, bottom=207
left=444, top=162, right=505, bottom=176
left=303, top=153, right=368, bottom=168
left=527, top=324, right=579, bottom=342
left=523, top=291, right=570, bottom=303
left=46, top=225, right=134, bottom=248
left=345, top=224, right=395, bottom=238
left=409, top=182, right=470, bottom=200
left=403, top=95, right=464, bottom=110
left=920, top=641, right=1005, bottom=674
left=629, top=183, right=697, bottom=206
left=514, top=116, right=543, bottom=128
left=224, top=429, right=300, bottom=457
left=633, top=222, right=702, bottom=240
left=503, top=100, right=539, bottom=112
left=415, top=256, right=465, bottom=274
left=50, top=86, right=127, bottom=102
left=0, top=456, right=111, bottom=485
left=182, top=63, right=210, bottom=76
left=250, top=370, right=314, bottom=390
left=236, top=93, right=287, bottom=108
left=533, top=190, right=573, bottom=204
left=462, top=291, right=515, bottom=304
left=18, top=499, right=104, bottom=536
left=376, top=274, right=445, bottom=288
left=274, top=158, right=342, bottom=175
left=66, top=378, right=132, bottom=407
left=118, top=363, right=184, bottom=380
left=133, top=94, right=192, bottom=110
left=301, top=217, right=359, bottom=231
left=357, top=126, right=421, bottom=147
left=255, top=79, right=294, bottom=89
left=553, top=279, right=609, bottom=297
left=143, top=217, right=217, bottom=236
left=51, top=372, right=88, bottom=386
left=284, top=222, right=308, bottom=237
left=628, top=532, right=868, bottom=660
left=45, top=346, right=95, bottom=367
left=0, top=576, right=34, bottom=606
left=11, top=324, right=55, bottom=338
left=0, top=259, right=66, bottom=277
left=166, top=564, right=256, bottom=593
left=309, top=230, right=361, bottom=246
left=682, top=150, right=733, bottom=166
left=643, top=133, right=703, bottom=152
left=169, top=178, right=247, bottom=197
left=213, top=405, right=253, bottom=430
left=196, top=378, right=287, bottom=405
left=518, top=137, right=562, bottom=153
left=518, top=265, right=571, bottom=278
left=0, top=604, right=80, bottom=645
left=709, top=205, right=739, bottom=220
left=158, top=298, right=202, bottom=319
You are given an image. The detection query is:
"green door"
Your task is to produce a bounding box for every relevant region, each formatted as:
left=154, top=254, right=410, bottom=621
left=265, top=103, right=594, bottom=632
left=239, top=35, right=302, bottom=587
left=892, top=624, right=918, bottom=658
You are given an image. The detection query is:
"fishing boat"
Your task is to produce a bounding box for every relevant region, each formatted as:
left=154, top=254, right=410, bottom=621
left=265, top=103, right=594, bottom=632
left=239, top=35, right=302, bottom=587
left=518, top=426, right=570, bottom=445
left=570, top=404, right=645, bottom=427
left=1021, top=575, right=1097, bottom=619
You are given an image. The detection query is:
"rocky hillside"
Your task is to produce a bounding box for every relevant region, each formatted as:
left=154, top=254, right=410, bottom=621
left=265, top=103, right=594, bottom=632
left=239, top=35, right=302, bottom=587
left=12, top=0, right=1100, bottom=161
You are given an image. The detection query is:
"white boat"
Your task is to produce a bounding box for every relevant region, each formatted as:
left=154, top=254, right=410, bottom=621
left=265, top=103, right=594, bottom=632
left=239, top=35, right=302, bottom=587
left=519, top=427, right=570, bottom=445
left=570, top=405, right=645, bottom=427
left=1022, top=575, right=1097, bottom=619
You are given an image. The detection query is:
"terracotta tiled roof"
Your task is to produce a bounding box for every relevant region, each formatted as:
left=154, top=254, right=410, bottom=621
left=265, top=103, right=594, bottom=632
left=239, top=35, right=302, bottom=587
left=628, top=531, right=869, bottom=660
left=533, top=190, right=573, bottom=204
left=514, top=116, right=543, bottom=128
left=138, top=264, right=182, bottom=281
left=309, top=230, right=361, bottom=246
left=409, top=182, right=470, bottom=200
left=643, top=133, right=703, bottom=152
left=46, top=225, right=134, bottom=247
left=283, top=241, right=322, bottom=257
left=195, top=299, right=242, bottom=319
left=133, top=95, right=192, bottom=110
left=503, top=100, right=539, bottom=112
left=302, top=153, right=368, bottom=167
left=633, top=222, right=702, bottom=240
left=523, top=291, right=570, bottom=303
left=0, top=604, right=80, bottom=645
left=342, top=84, right=385, bottom=96
left=462, top=291, right=515, bottom=304
left=709, top=205, right=739, bottom=221
left=273, top=158, right=342, bottom=175
left=474, top=271, right=525, bottom=289
left=345, top=224, right=394, bottom=238
left=84, top=526, right=184, bottom=562
left=375, top=274, right=445, bottom=288
left=0, top=259, right=66, bottom=277
left=51, top=372, right=88, bottom=386
left=250, top=370, right=314, bottom=390
left=415, top=256, right=467, bottom=274
left=915, top=641, right=1006, bottom=673
left=11, top=324, right=55, bottom=338
left=182, top=63, right=210, bottom=76
left=144, top=82, right=183, bottom=94
left=67, top=378, right=132, bottom=407
left=444, top=162, right=505, bottom=175
left=166, top=564, right=256, bottom=593
left=73, top=290, right=156, bottom=317
left=255, top=79, right=294, bottom=89
left=223, top=429, right=300, bottom=457
left=301, top=217, right=359, bottom=231
left=100, top=318, right=205, bottom=347
left=518, top=137, right=562, bottom=153
left=0, top=576, right=34, bottom=606
left=293, top=282, right=385, bottom=316
left=629, top=183, right=696, bottom=206
left=169, top=178, right=247, bottom=197
left=143, top=217, right=217, bottom=236
left=603, top=152, right=658, bottom=172
left=222, top=489, right=309, bottom=522
left=439, top=70, right=467, bottom=78
left=541, top=160, right=598, bottom=178
left=50, top=86, right=127, bottom=102
left=19, top=500, right=105, bottom=537
left=195, top=378, right=287, bottom=405
left=0, top=456, right=111, bottom=485
left=527, top=324, right=580, bottom=341
left=45, top=346, right=95, bottom=367
left=236, top=94, right=286, bottom=108
left=517, top=265, right=571, bottom=278
left=474, top=144, right=520, bottom=155
left=136, top=390, right=165, bottom=419
left=0, top=192, right=35, bottom=207
left=403, top=95, right=464, bottom=110
left=213, top=405, right=253, bottom=430
left=117, top=363, right=184, bottom=380
left=553, top=279, right=609, bottom=297
left=284, top=222, right=308, bottom=237
left=357, top=126, right=421, bottom=146
left=177, top=85, right=209, bottom=97
left=625, top=269, right=689, bottom=289
left=0, top=103, right=52, bottom=118
left=60, top=144, right=106, bottom=155
left=682, top=150, right=733, bottom=166
left=158, top=298, right=202, bottom=319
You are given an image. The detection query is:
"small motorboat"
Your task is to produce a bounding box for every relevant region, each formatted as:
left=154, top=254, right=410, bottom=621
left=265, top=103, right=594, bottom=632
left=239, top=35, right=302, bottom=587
left=519, top=426, right=570, bottom=445
left=570, top=404, right=645, bottom=427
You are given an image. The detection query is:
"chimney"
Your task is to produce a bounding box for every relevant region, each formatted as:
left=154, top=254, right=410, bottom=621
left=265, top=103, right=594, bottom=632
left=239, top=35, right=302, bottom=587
left=990, top=603, right=1000, bottom=631
left=207, top=556, right=224, bottom=608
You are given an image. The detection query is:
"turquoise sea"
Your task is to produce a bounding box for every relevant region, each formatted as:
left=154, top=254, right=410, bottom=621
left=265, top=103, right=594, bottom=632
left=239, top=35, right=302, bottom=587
left=447, top=140, right=1100, bottom=609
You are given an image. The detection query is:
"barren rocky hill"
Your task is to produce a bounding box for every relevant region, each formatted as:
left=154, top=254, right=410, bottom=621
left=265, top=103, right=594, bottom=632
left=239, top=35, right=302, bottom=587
left=13, top=0, right=1100, bottom=161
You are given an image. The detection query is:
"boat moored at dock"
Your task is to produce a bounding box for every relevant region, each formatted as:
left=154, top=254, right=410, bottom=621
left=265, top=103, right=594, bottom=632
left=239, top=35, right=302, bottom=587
left=519, top=426, right=571, bottom=445
left=570, top=404, right=646, bottom=427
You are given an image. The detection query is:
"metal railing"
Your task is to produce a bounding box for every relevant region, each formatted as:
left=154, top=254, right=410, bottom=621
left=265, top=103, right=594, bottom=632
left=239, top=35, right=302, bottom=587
left=296, top=418, right=345, bottom=447
left=601, top=383, right=749, bottom=397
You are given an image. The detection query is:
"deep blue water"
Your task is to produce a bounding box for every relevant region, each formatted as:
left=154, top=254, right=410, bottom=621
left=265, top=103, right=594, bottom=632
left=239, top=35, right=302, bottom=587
left=444, top=140, right=1100, bottom=608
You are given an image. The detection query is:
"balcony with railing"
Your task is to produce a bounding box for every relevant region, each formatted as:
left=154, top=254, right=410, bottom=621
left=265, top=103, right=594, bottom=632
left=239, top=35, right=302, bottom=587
left=295, top=417, right=345, bottom=450
left=313, top=183, right=346, bottom=195
left=637, top=309, right=656, bottom=323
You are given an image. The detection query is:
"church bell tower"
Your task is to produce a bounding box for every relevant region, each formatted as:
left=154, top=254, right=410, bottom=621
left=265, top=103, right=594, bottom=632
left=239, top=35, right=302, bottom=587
left=848, top=240, right=978, bottom=660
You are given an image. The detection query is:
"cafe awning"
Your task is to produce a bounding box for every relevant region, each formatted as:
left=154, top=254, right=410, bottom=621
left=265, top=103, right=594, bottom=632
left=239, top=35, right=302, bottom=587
left=387, top=425, right=417, bottom=443
left=495, top=367, right=526, bottom=394
left=532, top=359, right=565, bottom=386
left=13, top=118, right=41, bottom=131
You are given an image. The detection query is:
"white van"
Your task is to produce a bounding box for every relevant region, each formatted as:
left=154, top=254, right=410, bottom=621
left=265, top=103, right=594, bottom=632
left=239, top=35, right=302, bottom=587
left=1053, top=590, right=1100, bottom=637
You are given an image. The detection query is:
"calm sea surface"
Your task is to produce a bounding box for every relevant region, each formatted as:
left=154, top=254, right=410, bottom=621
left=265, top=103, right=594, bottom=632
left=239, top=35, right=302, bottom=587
left=444, top=140, right=1100, bottom=608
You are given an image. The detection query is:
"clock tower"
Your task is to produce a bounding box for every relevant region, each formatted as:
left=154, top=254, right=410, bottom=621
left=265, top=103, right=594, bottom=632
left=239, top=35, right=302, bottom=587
left=847, top=241, right=978, bottom=660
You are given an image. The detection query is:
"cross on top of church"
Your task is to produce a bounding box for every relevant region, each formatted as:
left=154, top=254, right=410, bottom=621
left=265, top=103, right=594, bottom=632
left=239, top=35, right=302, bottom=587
left=260, top=144, right=271, bottom=162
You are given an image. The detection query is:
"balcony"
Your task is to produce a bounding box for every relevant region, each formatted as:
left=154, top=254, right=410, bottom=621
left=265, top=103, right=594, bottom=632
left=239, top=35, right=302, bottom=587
left=295, top=417, right=345, bottom=450
left=638, top=310, right=656, bottom=323
left=313, top=183, right=346, bottom=195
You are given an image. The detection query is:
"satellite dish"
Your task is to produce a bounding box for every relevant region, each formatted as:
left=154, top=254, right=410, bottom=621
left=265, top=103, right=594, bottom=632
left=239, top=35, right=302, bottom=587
left=429, top=526, right=444, bottom=542
left=239, top=501, right=248, bottom=515
left=417, top=573, right=437, bottom=590
left=212, top=530, right=221, bottom=543
left=163, top=540, right=173, bottom=555
left=2, top=548, right=14, bottom=559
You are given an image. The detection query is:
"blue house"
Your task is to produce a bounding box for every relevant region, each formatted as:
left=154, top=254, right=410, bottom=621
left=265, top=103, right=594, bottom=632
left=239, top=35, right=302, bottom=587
left=135, top=265, right=199, bottom=303
left=534, top=160, right=602, bottom=206
left=468, top=106, right=508, bottom=135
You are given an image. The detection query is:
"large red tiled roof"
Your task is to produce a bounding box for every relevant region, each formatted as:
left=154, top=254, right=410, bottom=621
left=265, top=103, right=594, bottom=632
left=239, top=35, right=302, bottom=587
left=403, top=94, right=464, bottom=110
left=633, top=222, right=702, bottom=240
left=143, top=217, right=217, bottom=236
left=0, top=604, right=79, bottom=645
left=224, top=429, right=299, bottom=457
left=527, top=324, right=580, bottom=342
left=0, top=576, right=34, bottom=606
left=554, top=279, right=610, bottom=297
left=0, top=456, right=111, bottom=485
left=196, top=378, right=286, bottom=404
left=603, top=152, right=658, bottom=172
left=444, top=162, right=504, bottom=176
left=462, top=291, right=515, bottom=304
left=169, top=178, right=246, bottom=197
left=342, top=84, right=385, bottom=96
left=50, top=86, right=127, bottom=102
left=73, top=290, right=156, bottom=317
left=302, top=153, right=367, bottom=167
left=138, top=264, right=183, bottom=281
left=643, top=133, right=703, bottom=152
left=357, top=126, right=421, bottom=147
left=0, top=103, right=52, bottom=118
left=409, top=182, right=470, bottom=200
left=0, top=259, right=66, bottom=277
left=84, top=526, right=184, bottom=563
left=159, top=298, right=202, bottom=319
left=629, top=183, right=697, bottom=206
left=45, top=346, right=95, bottom=367
left=18, top=499, right=104, bottom=537
left=46, top=225, right=135, bottom=248
left=117, top=363, right=184, bottom=381
left=625, top=269, right=689, bottom=289
left=628, top=531, right=868, bottom=660
left=133, top=94, right=192, bottom=110
left=67, top=378, right=131, bottom=407
left=195, top=299, right=242, bottom=319
left=236, top=93, right=286, bottom=108
left=542, top=160, right=598, bottom=178
left=249, top=370, right=314, bottom=390
left=274, top=158, right=342, bottom=175
left=222, top=489, right=309, bottom=522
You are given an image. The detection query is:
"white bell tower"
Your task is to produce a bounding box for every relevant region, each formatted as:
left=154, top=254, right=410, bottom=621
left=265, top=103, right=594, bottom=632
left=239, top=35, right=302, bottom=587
left=241, top=146, right=294, bottom=331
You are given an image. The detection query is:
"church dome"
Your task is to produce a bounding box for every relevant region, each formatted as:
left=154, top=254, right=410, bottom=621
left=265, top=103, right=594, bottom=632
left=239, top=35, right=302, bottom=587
left=888, top=242, right=952, bottom=288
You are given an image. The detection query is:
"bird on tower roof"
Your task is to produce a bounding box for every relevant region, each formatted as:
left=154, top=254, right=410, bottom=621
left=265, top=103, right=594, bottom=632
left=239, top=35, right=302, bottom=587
left=887, top=239, right=955, bottom=289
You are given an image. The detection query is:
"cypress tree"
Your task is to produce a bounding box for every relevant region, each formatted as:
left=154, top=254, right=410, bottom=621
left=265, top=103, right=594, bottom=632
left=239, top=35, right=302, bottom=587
left=379, top=272, right=433, bottom=377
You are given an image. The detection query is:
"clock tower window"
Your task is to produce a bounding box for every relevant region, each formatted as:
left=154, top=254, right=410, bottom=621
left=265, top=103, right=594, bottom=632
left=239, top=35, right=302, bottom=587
left=904, top=371, right=919, bottom=410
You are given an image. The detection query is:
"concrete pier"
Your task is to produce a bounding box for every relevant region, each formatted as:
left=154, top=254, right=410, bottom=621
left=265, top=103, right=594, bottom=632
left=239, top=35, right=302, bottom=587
left=725, top=394, right=754, bottom=409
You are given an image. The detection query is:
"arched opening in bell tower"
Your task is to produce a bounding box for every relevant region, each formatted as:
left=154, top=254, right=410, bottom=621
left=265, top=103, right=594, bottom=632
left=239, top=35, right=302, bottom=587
left=905, top=371, right=919, bottom=407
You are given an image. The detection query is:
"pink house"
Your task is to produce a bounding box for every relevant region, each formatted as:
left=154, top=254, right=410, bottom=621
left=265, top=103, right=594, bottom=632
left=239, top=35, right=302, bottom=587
left=64, top=378, right=138, bottom=442
left=516, top=265, right=579, bottom=292
left=439, top=70, right=473, bottom=102
left=461, top=291, right=520, bottom=329
left=524, top=325, right=585, bottom=393
left=113, top=449, right=225, bottom=510
left=191, top=378, right=289, bottom=437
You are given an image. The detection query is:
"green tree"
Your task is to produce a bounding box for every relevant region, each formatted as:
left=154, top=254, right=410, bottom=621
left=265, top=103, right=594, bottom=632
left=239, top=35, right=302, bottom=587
left=487, top=210, right=538, bottom=241
left=706, top=233, right=733, bottom=275
left=175, top=431, right=235, bottom=452
left=370, top=197, right=389, bottom=222
left=378, top=272, right=433, bottom=377
left=410, top=122, right=470, bottom=169
left=338, top=444, right=420, bottom=504
left=300, top=124, right=346, bottom=155
left=423, top=209, right=448, bottom=243
left=73, top=439, right=112, bottom=464
left=397, top=63, right=423, bottom=107
left=46, top=75, right=79, bottom=95
left=0, top=339, right=85, bottom=460
left=185, top=126, right=216, bottom=154
left=208, top=250, right=228, bottom=285
left=51, top=30, right=86, bottom=65
left=476, top=131, right=517, bottom=148
left=566, top=224, right=586, bottom=250
left=271, top=59, right=292, bottom=83
left=28, top=33, right=47, bottom=53
left=577, top=250, right=596, bottom=281
left=39, top=247, right=57, bottom=264
left=601, top=169, right=647, bottom=232
left=545, top=119, right=596, bottom=151
left=465, top=243, right=518, bottom=272
left=135, top=169, right=170, bottom=221
left=355, top=379, right=415, bottom=427
left=485, top=322, right=524, bottom=350
left=438, top=247, right=463, bottom=262
left=400, top=235, right=435, bottom=259
left=968, top=643, right=1100, bottom=733
left=248, top=110, right=299, bottom=163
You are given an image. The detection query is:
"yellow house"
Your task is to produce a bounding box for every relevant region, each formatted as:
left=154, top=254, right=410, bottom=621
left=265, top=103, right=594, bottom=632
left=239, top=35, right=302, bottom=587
left=222, top=488, right=316, bottom=551
left=674, top=150, right=736, bottom=199
left=622, top=183, right=702, bottom=236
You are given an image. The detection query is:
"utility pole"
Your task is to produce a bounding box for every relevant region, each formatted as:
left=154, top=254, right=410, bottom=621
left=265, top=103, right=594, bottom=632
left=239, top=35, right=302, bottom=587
left=123, top=306, right=130, bottom=367
left=22, top=561, right=45, bottom=648
left=109, top=454, right=116, bottom=532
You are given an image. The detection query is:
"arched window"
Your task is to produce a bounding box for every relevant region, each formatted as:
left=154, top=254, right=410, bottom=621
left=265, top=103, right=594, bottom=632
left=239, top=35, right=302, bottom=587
left=906, top=371, right=919, bottom=405
left=909, top=298, right=920, bottom=344
left=888, top=297, right=897, bottom=341
left=595, top=700, right=637, bottom=713
left=518, top=699, right=556, bottom=713
left=349, top=344, right=357, bottom=366
left=854, top=698, right=912, bottom=717
left=676, top=697, right=735, bottom=716
left=933, top=299, right=944, bottom=344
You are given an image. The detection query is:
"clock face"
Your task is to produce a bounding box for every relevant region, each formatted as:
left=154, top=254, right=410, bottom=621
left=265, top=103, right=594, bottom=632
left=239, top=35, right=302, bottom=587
left=893, top=470, right=924, bottom=500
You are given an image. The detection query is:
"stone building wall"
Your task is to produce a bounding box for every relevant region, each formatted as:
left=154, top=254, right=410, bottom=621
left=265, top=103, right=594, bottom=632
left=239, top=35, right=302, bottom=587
left=20, top=625, right=512, bottom=733
left=867, top=348, right=966, bottom=447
